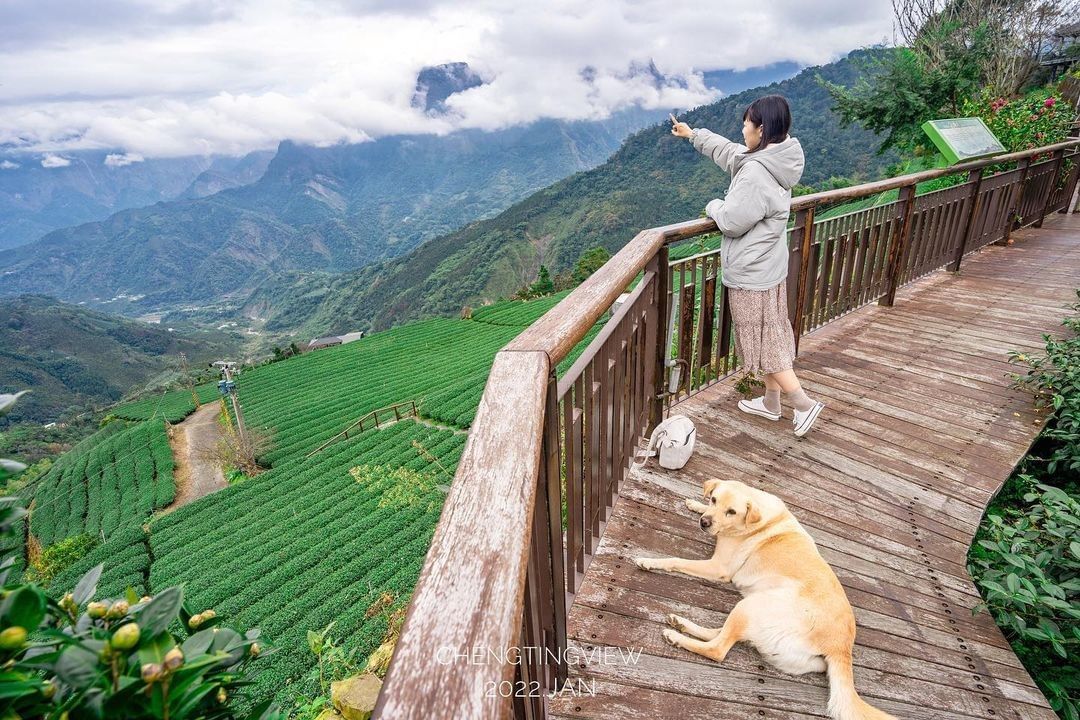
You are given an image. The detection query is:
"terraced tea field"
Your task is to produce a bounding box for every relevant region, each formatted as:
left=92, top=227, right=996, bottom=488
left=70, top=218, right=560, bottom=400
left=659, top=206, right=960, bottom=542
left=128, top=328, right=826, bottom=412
left=33, top=290, right=611, bottom=710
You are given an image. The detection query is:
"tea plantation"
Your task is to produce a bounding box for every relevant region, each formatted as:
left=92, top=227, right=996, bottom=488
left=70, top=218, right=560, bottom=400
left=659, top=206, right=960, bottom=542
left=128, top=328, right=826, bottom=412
left=25, top=288, right=611, bottom=710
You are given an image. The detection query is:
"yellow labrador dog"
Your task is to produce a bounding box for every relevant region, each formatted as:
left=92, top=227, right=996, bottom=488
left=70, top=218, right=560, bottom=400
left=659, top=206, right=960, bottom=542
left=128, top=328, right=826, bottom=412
left=634, top=479, right=894, bottom=720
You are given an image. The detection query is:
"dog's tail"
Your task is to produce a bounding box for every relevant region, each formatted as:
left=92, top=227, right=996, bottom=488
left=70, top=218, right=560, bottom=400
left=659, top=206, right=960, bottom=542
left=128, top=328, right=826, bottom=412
left=824, top=653, right=896, bottom=720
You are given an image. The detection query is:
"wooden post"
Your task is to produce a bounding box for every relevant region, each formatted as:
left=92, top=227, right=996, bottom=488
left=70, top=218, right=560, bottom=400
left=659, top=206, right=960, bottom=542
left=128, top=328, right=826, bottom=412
left=879, top=183, right=917, bottom=307
left=1035, top=149, right=1065, bottom=228
left=646, top=245, right=669, bottom=435
left=1060, top=152, right=1080, bottom=214
left=997, top=157, right=1031, bottom=244
left=790, top=206, right=816, bottom=353
left=949, top=169, right=984, bottom=272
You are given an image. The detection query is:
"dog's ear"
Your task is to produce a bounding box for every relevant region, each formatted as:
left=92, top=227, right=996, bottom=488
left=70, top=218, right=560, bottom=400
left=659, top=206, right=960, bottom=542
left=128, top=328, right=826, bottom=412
left=703, top=479, right=720, bottom=498
left=745, top=501, right=762, bottom=526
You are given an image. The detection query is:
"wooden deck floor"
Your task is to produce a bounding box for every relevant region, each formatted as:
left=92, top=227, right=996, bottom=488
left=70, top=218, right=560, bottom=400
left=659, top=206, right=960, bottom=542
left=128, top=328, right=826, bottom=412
left=549, top=211, right=1080, bottom=720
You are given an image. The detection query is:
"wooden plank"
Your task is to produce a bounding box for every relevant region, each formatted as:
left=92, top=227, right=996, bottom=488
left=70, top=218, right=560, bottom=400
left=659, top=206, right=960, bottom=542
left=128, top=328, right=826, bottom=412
left=553, top=214, right=1080, bottom=720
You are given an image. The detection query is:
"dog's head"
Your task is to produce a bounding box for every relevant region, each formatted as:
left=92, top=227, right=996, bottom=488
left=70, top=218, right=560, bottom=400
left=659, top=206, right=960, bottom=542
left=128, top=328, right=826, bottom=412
left=697, top=479, right=763, bottom=536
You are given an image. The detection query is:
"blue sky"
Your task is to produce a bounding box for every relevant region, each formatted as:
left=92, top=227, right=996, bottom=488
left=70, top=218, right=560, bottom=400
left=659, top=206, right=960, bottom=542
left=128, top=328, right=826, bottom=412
left=0, top=0, right=896, bottom=159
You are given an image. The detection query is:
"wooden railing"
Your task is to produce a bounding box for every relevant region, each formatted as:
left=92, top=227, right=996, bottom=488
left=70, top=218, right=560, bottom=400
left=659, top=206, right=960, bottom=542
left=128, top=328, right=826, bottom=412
left=304, top=400, right=418, bottom=457
left=373, top=138, right=1080, bottom=720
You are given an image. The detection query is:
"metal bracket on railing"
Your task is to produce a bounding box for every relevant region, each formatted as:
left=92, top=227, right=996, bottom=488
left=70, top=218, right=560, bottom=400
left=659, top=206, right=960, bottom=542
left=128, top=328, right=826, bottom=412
left=655, top=357, right=688, bottom=399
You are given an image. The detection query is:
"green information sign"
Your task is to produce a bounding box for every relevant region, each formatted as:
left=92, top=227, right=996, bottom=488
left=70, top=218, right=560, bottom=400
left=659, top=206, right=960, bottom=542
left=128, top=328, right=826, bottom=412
left=921, top=117, right=1006, bottom=165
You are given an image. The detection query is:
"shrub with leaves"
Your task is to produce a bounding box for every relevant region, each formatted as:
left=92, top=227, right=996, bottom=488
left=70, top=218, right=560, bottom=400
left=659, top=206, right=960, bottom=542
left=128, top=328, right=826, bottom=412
left=968, top=479, right=1080, bottom=719
left=0, top=495, right=285, bottom=720
left=0, top=392, right=30, bottom=485
left=1009, top=291, right=1080, bottom=482
left=25, top=533, right=98, bottom=587
left=971, top=291, right=1080, bottom=719
left=961, top=86, right=1073, bottom=156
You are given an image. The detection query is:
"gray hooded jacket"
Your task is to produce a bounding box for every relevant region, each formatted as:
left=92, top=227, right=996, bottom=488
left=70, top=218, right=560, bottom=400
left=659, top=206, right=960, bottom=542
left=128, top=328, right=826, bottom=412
left=690, top=128, right=805, bottom=290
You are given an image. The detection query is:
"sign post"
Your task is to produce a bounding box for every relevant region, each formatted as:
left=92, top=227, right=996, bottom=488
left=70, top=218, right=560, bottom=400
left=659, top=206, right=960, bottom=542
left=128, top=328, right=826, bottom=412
left=921, top=118, right=1005, bottom=165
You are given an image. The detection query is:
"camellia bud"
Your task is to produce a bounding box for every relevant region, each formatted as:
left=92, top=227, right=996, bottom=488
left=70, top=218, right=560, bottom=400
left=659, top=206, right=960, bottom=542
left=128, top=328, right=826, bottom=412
left=106, top=600, right=130, bottom=619
left=87, top=601, right=108, bottom=619
left=110, top=623, right=141, bottom=651
left=163, top=646, right=184, bottom=671
left=41, top=680, right=56, bottom=700
left=188, top=612, right=205, bottom=630
left=0, top=626, right=28, bottom=650
left=249, top=643, right=261, bottom=657
left=202, top=609, right=217, bottom=620
left=217, top=687, right=227, bottom=703
left=141, top=662, right=164, bottom=683
left=140, top=596, right=152, bottom=604
left=59, top=593, right=76, bottom=614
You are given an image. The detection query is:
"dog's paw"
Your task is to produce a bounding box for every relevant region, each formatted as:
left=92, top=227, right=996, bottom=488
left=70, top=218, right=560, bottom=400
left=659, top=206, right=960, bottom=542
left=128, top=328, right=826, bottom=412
left=662, top=628, right=683, bottom=647
left=684, top=498, right=708, bottom=514
left=634, top=557, right=655, bottom=571
left=667, top=613, right=689, bottom=632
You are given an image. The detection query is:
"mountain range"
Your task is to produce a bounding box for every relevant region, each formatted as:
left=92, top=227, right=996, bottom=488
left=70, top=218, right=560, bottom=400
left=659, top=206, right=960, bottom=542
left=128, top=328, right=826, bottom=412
left=0, top=56, right=808, bottom=310
left=243, top=48, right=899, bottom=340
left=0, top=106, right=670, bottom=309
left=0, top=150, right=275, bottom=251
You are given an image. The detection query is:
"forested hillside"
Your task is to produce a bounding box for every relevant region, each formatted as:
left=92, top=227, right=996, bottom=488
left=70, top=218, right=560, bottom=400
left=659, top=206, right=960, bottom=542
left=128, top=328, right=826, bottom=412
left=0, top=295, right=237, bottom=425
left=251, top=48, right=900, bottom=339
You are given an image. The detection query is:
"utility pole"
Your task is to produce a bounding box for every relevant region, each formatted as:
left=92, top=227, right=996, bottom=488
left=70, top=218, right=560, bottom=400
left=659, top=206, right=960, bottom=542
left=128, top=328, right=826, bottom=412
left=178, top=352, right=199, bottom=408
left=211, top=361, right=247, bottom=444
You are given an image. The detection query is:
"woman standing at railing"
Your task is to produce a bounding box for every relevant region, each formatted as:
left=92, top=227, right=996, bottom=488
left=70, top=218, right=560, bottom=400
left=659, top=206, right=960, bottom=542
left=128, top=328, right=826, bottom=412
left=670, top=95, right=825, bottom=437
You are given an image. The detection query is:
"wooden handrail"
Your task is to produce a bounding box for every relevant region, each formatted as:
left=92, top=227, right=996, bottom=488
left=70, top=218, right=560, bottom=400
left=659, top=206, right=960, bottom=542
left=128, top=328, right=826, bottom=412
left=789, top=138, right=1080, bottom=211
left=304, top=399, right=418, bottom=458
left=373, top=353, right=549, bottom=719
left=375, top=137, right=1080, bottom=720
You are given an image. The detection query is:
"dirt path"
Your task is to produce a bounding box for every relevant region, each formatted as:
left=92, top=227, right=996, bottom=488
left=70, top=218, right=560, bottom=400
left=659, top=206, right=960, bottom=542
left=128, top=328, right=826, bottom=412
left=165, top=403, right=226, bottom=512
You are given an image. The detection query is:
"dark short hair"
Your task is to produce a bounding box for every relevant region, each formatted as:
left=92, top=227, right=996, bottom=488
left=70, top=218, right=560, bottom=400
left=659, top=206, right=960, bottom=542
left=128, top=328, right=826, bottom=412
left=742, top=94, right=791, bottom=153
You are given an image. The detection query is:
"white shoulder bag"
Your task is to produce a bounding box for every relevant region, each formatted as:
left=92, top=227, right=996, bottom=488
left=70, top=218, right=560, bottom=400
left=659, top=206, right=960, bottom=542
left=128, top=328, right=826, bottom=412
left=632, top=414, right=697, bottom=470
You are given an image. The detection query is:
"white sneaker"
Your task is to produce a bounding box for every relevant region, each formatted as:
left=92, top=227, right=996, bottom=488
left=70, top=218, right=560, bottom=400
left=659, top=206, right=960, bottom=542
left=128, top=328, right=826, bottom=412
left=793, top=401, right=825, bottom=437
left=738, top=396, right=781, bottom=421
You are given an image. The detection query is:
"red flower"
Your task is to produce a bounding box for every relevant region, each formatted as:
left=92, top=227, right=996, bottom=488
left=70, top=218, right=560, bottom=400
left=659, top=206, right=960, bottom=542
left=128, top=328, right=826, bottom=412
left=1045, top=97, right=1056, bottom=108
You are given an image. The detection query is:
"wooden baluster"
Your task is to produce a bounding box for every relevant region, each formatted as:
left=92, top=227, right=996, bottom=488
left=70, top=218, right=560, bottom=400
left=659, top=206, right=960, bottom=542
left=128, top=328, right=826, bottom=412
left=645, top=247, right=668, bottom=435
left=791, top=205, right=816, bottom=351
left=950, top=168, right=984, bottom=272
left=677, top=280, right=695, bottom=396
left=1036, top=149, right=1066, bottom=228
left=698, top=271, right=717, bottom=368
left=610, top=337, right=626, bottom=501
left=540, top=373, right=567, bottom=688
left=1060, top=150, right=1080, bottom=214
left=997, top=157, right=1031, bottom=244
left=879, top=184, right=917, bottom=307
left=562, top=383, right=581, bottom=594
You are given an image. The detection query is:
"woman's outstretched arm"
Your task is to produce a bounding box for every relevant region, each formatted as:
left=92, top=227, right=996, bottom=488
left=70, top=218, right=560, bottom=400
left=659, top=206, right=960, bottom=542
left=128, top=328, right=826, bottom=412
left=690, top=128, right=748, bottom=176
left=704, top=162, right=770, bottom=238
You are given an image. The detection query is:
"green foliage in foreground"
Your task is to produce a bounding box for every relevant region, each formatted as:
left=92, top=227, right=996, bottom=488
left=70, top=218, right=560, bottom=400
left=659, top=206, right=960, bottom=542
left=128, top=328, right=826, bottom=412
left=0, top=390, right=282, bottom=719
left=0, top=498, right=285, bottom=720
left=969, top=292, right=1080, bottom=719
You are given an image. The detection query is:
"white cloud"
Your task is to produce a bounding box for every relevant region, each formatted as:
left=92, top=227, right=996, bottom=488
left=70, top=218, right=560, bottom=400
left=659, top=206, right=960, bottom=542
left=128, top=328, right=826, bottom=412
left=104, top=152, right=145, bottom=166
left=0, top=0, right=894, bottom=158
left=40, top=153, right=71, bottom=168
left=0, top=160, right=18, bottom=169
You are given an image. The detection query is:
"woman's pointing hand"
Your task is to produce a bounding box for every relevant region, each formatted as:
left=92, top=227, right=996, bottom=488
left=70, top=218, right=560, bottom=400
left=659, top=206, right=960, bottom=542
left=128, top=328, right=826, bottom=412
left=670, top=113, right=693, bottom=139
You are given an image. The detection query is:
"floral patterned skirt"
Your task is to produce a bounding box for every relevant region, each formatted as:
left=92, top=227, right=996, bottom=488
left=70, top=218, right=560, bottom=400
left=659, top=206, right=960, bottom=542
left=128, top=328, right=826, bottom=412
left=727, top=279, right=797, bottom=375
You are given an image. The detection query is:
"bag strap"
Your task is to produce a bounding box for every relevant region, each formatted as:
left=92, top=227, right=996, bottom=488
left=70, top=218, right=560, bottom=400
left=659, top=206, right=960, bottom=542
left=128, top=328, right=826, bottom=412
left=631, top=423, right=667, bottom=470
